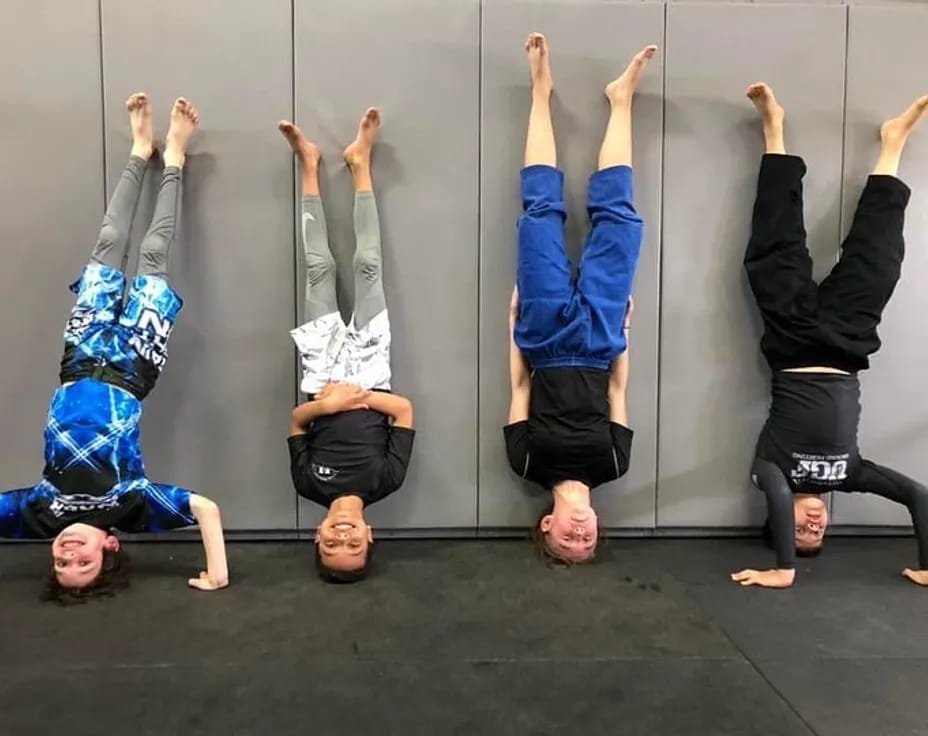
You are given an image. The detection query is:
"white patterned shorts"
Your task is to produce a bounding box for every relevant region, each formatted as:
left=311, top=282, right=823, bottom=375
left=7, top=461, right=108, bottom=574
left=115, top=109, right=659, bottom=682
left=290, top=309, right=392, bottom=395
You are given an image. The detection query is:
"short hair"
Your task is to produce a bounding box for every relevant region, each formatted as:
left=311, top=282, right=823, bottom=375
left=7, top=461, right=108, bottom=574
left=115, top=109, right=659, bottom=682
left=762, top=519, right=823, bottom=557
left=529, top=503, right=604, bottom=568
left=42, top=547, right=131, bottom=606
left=796, top=545, right=822, bottom=558
left=314, top=542, right=374, bottom=584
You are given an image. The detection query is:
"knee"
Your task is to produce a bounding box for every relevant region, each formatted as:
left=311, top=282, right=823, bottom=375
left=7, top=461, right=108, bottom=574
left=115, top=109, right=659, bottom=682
left=139, top=247, right=167, bottom=276
left=96, top=223, right=124, bottom=250
left=306, top=253, right=336, bottom=287
left=591, top=203, right=641, bottom=227
left=353, top=250, right=381, bottom=284
left=522, top=196, right=566, bottom=221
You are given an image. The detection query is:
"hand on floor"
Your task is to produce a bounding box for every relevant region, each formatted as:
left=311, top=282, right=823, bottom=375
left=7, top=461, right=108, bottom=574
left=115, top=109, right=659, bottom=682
left=188, top=571, right=229, bottom=592
left=902, top=568, right=928, bottom=586
left=730, top=568, right=795, bottom=588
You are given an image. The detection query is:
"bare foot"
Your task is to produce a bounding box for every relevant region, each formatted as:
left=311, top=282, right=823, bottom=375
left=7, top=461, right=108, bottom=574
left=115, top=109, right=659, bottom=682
left=278, top=120, right=321, bottom=167
left=746, top=82, right=785, bottom=128
left=163, top=97, right=200, bottom=169
left=605, top=45, right=658, bottom=107
left=525, top=33, right=552, bottom=96
left=343, top=107, right=381, bottom=169
left=126, top=92, right=154, bottom=160
left=881, top=94, right=928, bottom=147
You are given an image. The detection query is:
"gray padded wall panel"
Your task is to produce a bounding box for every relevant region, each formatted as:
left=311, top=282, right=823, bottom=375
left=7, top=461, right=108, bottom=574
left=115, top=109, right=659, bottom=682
left=0, top=1, right=103, bottom=491
left=100, top=0, right=297, bottom=530
left=658, top=4, right=846, bottom=526
left=294, top=0, right=479, bottom=530
left=479, top=1, right=663, bottom=529
left=832, top=6, right=928, bottom=528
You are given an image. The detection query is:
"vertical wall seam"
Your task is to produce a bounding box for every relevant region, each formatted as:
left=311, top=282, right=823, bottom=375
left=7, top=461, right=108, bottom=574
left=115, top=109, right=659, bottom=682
left=654, top=1, right=668, bottom=530
left=830, top=2, right=851, bottom=521
left=475, top=0, right=483, bottom=537
left=291, top=0, right=300, bottom=539
left=97, top=0, right=108, bottom=203
left=838, top=3, right=850, bottom=252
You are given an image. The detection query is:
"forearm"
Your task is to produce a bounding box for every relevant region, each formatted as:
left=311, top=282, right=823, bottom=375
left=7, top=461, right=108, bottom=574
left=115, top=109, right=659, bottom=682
left=753, top=457, right=796, bottom=570
left=366, top=392, right=414, bottom=428
left=857, top=460, right=928, bottom=569
left=190, top=494, right=229, bottom=585
left=509, top=332, right=530, bottom=392
left=291, top=399, right=331, bottom=433
left=608, top=386, right=628, bottom=427
left=608, top=346, right=630, bottom=425
left=611, top=349, right=629, bottom=392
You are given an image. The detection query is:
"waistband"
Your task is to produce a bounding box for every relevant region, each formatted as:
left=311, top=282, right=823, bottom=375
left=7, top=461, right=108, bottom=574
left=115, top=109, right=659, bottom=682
left=530, top=356, right=611, bottom=371
left=60, top=363, right=146, bottom=400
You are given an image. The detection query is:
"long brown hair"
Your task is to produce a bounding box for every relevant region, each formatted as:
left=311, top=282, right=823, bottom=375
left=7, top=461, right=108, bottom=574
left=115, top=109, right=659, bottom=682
left=42, top=547, right=131, bottom=605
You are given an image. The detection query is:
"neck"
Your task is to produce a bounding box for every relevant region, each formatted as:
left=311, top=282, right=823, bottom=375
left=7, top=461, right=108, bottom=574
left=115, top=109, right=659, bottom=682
left=552, top=480, right=591, bottom=507
left=328, top=494, right=365, bottom=517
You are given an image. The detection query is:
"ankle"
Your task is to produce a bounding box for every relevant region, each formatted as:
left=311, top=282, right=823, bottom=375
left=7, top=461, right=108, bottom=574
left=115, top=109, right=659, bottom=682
left=162, top=149, right=185, bottom=169
left=131, top=144, right=154, bottom=160
left=347, top=156, right=370, bottom=173
left=609, top=96, right=631, bottom=112
left=532, top=85, right=552, bottom=100
left=880, top=135, right=906, bottom=152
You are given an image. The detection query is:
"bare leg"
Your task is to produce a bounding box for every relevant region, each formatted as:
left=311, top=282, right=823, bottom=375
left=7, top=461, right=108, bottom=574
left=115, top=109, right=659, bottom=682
left=600, top=45, right=657, bottom=170
left=876, top=94, right=928, bottom=176
left=91, top=93, right=155, bottom=269
left=747, top=83, right=786, bottom=155
left=524, top=33, right=555, bottom=168
left=278, top=120, right=322, bottom=196
left=345, top=109, right=386, bottom=329
left=137, top=98, right=199, bottom=278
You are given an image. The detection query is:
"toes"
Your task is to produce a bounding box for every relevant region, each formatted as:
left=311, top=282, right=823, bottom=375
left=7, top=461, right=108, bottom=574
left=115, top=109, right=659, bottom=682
left=126, top=92, right=148, bottom=111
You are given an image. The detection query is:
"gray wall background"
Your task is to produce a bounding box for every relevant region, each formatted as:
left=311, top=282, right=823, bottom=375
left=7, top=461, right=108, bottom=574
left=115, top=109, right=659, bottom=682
left=1, top=0, right=925, bottom=537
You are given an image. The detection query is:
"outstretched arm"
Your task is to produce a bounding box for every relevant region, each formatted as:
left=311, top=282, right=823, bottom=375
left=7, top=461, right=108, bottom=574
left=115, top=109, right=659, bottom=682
left=852, top=460, right=928, bottom=585
left=187, top=494, right=229, bottom=592
left=608, top=352, right=628, bottom=427
left=609, top=298, right=633, bottom=426
left=731, top=458, right=796, bottom=589
left=508, top=286, right=531, bottom=423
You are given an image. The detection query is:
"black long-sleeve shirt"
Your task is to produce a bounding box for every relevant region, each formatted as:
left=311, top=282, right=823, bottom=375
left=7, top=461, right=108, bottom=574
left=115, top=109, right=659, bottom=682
left=753, top=372, right=928, bottom=569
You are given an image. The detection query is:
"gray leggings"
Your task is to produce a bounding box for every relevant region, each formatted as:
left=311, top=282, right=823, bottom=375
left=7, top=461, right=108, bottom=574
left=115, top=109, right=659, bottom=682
left=91, top=156, right=182, bottom=280
left=301, top=191, right=385, bottom=329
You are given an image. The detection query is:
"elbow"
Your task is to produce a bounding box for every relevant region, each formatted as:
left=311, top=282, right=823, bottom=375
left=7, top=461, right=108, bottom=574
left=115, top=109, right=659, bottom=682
left=511, top=369, right=531, bottom=390
left=191, top=495, right=221, bottom=522
left=290, top=406, right=307, bottom=435
left=397, top=398, right=414, bottom=428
